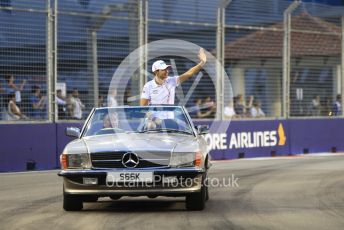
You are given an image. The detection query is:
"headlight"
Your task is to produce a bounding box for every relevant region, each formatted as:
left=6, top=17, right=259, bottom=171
left=170, top=152, right=202, bottom=168
left=60, top=153, right=90, bottom=169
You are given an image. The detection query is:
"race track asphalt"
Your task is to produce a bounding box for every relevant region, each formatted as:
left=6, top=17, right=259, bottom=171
left=1, top=154, right=344, bottom=230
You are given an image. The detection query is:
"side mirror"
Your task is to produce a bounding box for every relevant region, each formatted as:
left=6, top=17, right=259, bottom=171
left=196, top=125, right=209, bottom=135
left=66, top=127, right=81, bottom=138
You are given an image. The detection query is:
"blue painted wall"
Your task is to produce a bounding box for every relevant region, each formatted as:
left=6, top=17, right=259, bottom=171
left=0, top=119, right=343, bottom=172
left=288, top=118, right=344, bottom=153
left=0, top=123, right=57, bottom=172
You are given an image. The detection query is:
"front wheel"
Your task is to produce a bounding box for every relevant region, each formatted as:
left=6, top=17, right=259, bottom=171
left=185, top=175, right=207, bottom=211
left=205, top=184, right=209, bottom=201
left=63, top=193, right=83, bottom=211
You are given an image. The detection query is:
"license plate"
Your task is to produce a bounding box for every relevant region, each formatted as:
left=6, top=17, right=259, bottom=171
left=106, top=172, right=153, bottom=183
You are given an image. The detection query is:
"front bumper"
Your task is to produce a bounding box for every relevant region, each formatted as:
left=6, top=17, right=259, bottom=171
left=58, top=168, right=206, bottom=196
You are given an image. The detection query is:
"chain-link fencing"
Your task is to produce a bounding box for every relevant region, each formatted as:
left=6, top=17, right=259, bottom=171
left=0, top=0, right=343, bottom=123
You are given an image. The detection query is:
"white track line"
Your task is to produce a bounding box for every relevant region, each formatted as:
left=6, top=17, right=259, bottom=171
left=212, top=152, right=344, bottom=162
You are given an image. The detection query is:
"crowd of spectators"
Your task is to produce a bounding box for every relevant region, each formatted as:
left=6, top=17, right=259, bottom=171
left=307, top=94, right=342, bottom=117
left=188, top=94, right=265, bottom=119
left=189, top=97, right=216, bottom=119
left=194, top=93, right=344, bottom=119
left=1, top=74, right=344, bottom=121
left=0, top=74, right=31, bottom=121
left=55, top=89, right=86, bottom=120
left=53, top=88, right=89, bottom=120
left=0, top=74, right=90, bottom=121
left=223, top=94, right=265, bottom=119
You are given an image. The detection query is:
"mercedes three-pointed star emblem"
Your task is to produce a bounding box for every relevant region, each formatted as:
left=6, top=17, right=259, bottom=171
left=122, top=152, right=140, bottom=168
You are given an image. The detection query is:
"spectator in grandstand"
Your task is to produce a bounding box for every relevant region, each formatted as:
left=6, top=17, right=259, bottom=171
left=250, top=100, right=265, bottom=118
left=56, top=89, right=67, bottom=119
left=188, top=98, right=201, bottom=118
left=3, top=93, right=28, bottom=121
left=324, top=96, right=333, bottom=116
left=189, top=98, right=215, bottom=119
left=234, top=94, right=245, bottom=117
left=308, top=95, right=321, bottom=116
left=29, top=85, right=46, bottom=119
left=70, top=89, right=85, bottom=120
left=224, top=100, right=236, bottom=119
left=98, top=95, right=106, bottom=107
left=202, top=96, right=216, bottom=118
left=4, top=74, right=26, bottom=108
left=246, top=95, right=254, bottom=117
left=140, top=48, right=207, bottom=106
left=65, top=93, right=73, bottom=118
left=107, top=88, right=118, bottom=107
left=234, top=94, right=255, bottom=118
left=332, top=94, right=342, bottom=116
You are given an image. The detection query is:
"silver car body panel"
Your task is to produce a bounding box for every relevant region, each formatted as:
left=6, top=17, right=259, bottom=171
left=59, top=106, right=210, bottom=196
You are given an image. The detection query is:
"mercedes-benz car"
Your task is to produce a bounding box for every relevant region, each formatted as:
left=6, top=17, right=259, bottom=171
left=58, top=106, right=211, bottom=211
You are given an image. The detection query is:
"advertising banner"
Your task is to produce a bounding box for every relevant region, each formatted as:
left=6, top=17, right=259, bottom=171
left=195, top=120, right=290, bottom=160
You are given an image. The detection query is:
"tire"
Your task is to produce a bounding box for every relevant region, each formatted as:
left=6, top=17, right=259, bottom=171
left=185, top=174, right=207, bottom=211
left=204, top=158, right=210, bottom=201
left=63, top=193, right=83, bottom=211
left=205, top=185, right=210, bottom=201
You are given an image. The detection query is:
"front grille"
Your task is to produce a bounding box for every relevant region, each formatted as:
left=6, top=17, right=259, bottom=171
left=91, top=151, right=170, bottom=169
left=91, top=152, right=124, bottom=161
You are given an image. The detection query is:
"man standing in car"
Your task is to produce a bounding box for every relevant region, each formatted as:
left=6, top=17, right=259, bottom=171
left=140, top=48, right=207, bottom=106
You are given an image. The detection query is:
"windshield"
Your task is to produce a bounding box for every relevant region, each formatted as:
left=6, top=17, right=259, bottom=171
left=84, top=106, right=193, bottom=137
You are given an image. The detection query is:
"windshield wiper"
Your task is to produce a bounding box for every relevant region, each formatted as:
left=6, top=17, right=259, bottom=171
left=139, top=128, right=193, bottom=135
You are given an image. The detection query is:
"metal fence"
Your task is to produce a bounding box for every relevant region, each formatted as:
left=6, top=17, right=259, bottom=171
left=0, top=0, right=343, bottom=123
left=289, top=2, right=342, bottom=117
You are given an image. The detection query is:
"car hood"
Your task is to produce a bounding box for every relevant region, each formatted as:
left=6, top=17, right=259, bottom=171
left=82, top=133, right=198, bottom=153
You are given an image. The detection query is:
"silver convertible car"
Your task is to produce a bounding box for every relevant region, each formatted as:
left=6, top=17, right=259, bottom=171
left=58, top=106, right=211, bottom=211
